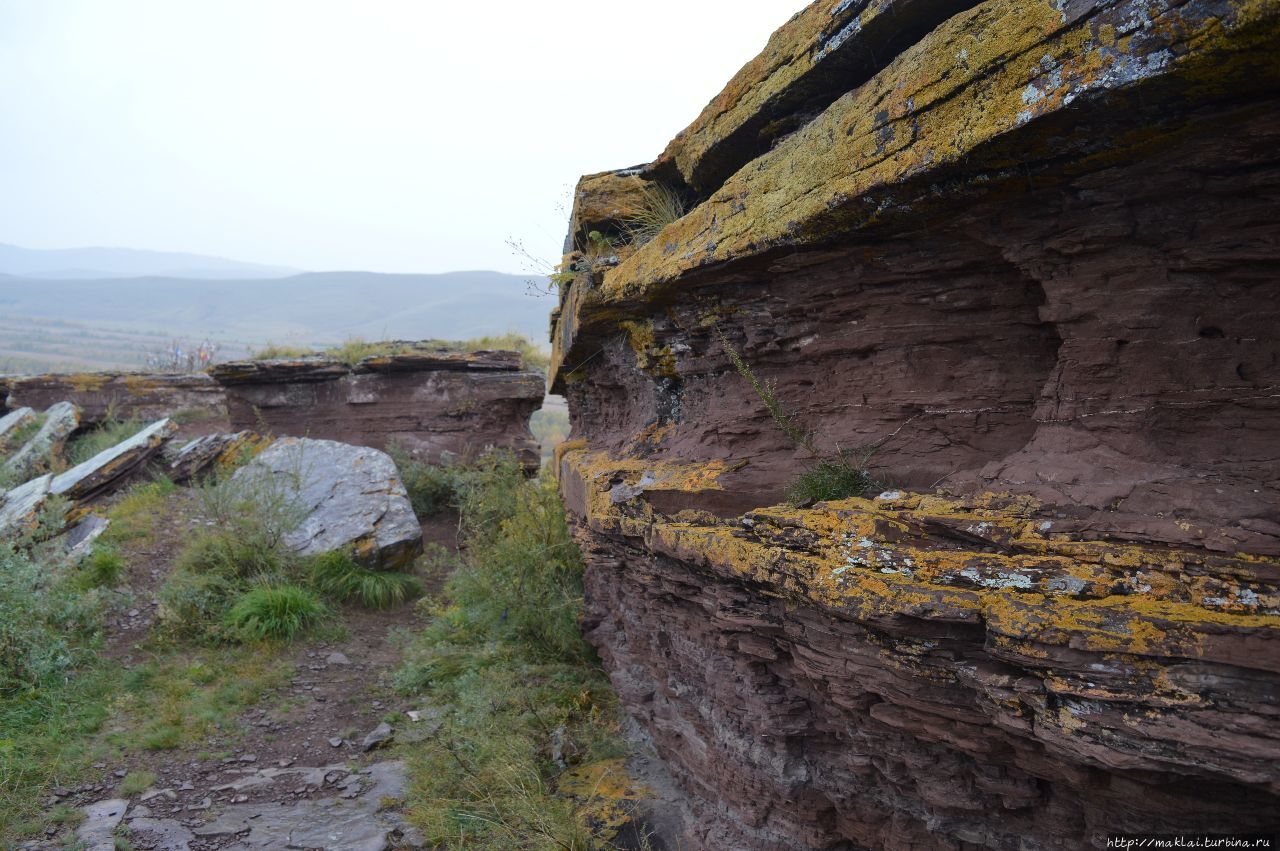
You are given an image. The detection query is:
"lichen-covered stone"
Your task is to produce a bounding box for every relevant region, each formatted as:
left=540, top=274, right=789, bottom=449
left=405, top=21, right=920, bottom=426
left=2, top=372, right=225, bottom=426
left=231, top=437, right=422, bottom=570
left=551, top=0, right=1280, bottom=846
left=0, top=473, right=53, bottom=539
left=2, top=401, right=80, bottom=480
left=211, top=346, right=544, bottom=472
left=51, top=417, right=177, bottom=501
left=164, top=430, right=261, bottom=483
left=0, top=406, right=35, bottom=448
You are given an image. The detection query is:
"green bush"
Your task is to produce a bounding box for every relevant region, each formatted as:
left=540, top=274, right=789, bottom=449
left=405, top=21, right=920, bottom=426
left=395, top=452, right=627, bottom=847
left=388, top=443, right=458, bottom=516
left=223, top=585, right=327, bottom=642
left=0, top=545, right=101, bottom=696
left=308, top=550, right=422, bottom=610
left=74, top=545, right=126, bottom=590
left=157, top=568, right=238, bottom=639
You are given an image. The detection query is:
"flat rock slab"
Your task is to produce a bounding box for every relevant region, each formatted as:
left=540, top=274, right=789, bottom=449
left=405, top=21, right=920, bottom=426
left=124, top=817, right=194, bottom=850
left=165, top=430, right=257, bottom=482
left=191, top=760, right=415, bottom=851
left=0, top=473, right=52, bottom=538
left=0, top=406, right=35, bottom=446
left=64, top=514, right=110, bottom=561
left=3, top=401, right=80, bottom=480
left=51, top=418, right=176, bottom=501
left=232, top=437, right=422, bottom=569
left=75, top=798, right=128, bottom=851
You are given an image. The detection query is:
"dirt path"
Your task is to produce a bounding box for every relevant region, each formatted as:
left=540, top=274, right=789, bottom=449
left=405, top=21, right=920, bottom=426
left=26, top=502, right=459, bottom=851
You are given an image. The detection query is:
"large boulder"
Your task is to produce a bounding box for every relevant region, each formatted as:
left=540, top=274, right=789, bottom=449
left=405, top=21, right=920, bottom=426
left=231, top=437, right=421, bottom=569
left=2, top=401, right=80, bottom=481
left=50, top=417, right=177, bottom=501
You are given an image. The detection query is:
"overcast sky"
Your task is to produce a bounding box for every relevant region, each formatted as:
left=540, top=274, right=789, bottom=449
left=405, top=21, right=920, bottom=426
left=0, top=2, right=807, bottom=274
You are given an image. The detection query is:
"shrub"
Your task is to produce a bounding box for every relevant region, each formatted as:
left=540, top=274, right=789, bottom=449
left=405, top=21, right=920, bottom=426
left=395, top=452, right=625, bottom=847
left=387, top=444, right=458, bottom=517
left=222, top=585, right=326, bottom=641
left=74, top=545, right=126, bottom=590
left=157, top=568, right=238, bottom=639
left=308, top=550, right=423, bottom=610
left=0, top=545, right=101, bottom=695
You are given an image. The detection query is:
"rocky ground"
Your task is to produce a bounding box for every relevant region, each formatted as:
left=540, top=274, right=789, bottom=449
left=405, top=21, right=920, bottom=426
left=19, top=501, right=460, bottom=851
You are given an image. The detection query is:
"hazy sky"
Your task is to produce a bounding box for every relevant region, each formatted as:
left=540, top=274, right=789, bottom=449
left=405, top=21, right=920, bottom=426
left=0, top=2, right=807, bottom=274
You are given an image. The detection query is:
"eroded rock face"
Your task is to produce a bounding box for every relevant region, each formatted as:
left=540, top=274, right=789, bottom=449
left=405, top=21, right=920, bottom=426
left=1, top=372, right=225, bottom=426
left=211, top=346, right=544, bottom=472
left=552, top=0, right=1280, bottom=847
left=231, top=437, right=422, bottom=569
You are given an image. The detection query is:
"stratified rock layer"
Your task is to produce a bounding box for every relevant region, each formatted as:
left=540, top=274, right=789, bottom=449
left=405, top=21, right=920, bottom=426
left=551, top=0, right=1280, bottom=847
left=211, top=347, right=544, bottom=472
left=1, top=372, right=225, bottom=426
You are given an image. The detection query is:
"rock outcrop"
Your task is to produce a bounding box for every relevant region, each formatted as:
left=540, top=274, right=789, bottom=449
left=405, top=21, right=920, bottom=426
left=1, top=372, right=225, bottom=426
left=164, top=430, right=261, bottom=483
left=231, top=437, right=422, bottom=569
left=51, top=418, right=177, bottom=502
left=211, top=345, right=544, bottom=472
left=551, top=1, right=1280, bottom=848
left=2, top=401, right=80, bottom=481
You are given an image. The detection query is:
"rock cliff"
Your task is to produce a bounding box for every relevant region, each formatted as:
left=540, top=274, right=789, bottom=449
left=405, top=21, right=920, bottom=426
left=1, top=372, right=225, bottom=426
left=211, top=346, right=545, bottom=472
left=550, top=0, right=1280, bottom=847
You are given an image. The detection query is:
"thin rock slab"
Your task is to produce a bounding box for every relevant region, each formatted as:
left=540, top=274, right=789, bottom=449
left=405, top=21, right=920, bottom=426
left=50, top=418, right=176, bottom=501
left=2, top=401, right=80, bottom=480
left=230, top=437, right=422, bottom=569
left=0, top=474, right=52, bottom=539
left=0, top=406, right=35, bottom=447
left=75, top=798, right=128, bottom=851
left=164, top=430, right=257, bottom=483
left=63, top=514, right=110, bottom=561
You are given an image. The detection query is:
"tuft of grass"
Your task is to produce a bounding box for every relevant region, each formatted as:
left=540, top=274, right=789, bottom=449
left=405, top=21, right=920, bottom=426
left=308, top=551, right=422, bottom=610
left=118, top=770, right=157, bottom=797
left=387, top=443, right=458, bottom=516
left=623, top=183, right=687, bottom=247
left=74, top=545, right=126, bottom=590
left=223, top=585, right=327, bottom=642
left=65, top=417, right=148, bottom=466
left=248, top=342, right=317, bottom=360
left=785, top=451, right=879, bottom=505
left=396, top=452, right=632, bottom=847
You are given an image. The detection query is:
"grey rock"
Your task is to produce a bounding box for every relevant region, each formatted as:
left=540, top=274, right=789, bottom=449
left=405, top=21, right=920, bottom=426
left=0, top=407, right=35, bottom=446
left=361, top=722, right=393, bottom=752
left=63, top=514, right=110, bottom=562
left=51, top=417, right=176, bottom=501
left=325, top=651, right=352, bottom=665
left=230, top=437, right=422, bottom=569
left=166, top=430, right=255, bottom=483
left=0, top=474, right=53, bottom=539
left=328, top=737, right=344, bottom=748
left=3, top=402, right=80, bottom=480
left=127, top=804, right=152, bottom=818
left=75, top=798, right=128, bottom=851
left=127, top=817, right=194, bottom=850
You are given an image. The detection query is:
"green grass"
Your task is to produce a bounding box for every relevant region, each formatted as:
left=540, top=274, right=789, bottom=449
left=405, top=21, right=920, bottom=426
left=118, top=770, right=156, bottom=796
left=102, top=478, right=177, bottom=546
left=396, top=452, right=631, bottom=847
left=388, top=443, right=458, bottom=516
left=65, top=417, right=148, bottom=466
left=223, top=585, right=328, bottom=641
left=622, top=183, right=687, bottom=247
left=308, top=550, right=423, bottom=610
left=785, top=455, right=878, bottom=505
left=73, top=545, right=126, bottom=590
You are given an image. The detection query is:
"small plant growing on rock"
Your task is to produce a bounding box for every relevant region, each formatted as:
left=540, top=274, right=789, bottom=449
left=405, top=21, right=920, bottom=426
left=715, top=325, right=881, bottom=505
left=624, top=183, right=687, bottom=247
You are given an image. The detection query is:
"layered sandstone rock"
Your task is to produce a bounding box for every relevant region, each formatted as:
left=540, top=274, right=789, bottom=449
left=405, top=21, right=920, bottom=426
left=211, top=346, right=544, bottom=471
left=552, top=0, right=1280, bottom=847
left=1, top=372, right=225, bottom=426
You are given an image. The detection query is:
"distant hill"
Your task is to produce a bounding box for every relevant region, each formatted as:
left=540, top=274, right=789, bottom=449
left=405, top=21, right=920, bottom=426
left=0, top=242, right=300, bottom=279
left=0, top=270, right=554, bottom=373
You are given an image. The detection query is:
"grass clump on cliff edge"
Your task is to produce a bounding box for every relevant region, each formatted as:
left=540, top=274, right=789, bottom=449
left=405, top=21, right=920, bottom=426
left=716, top=325, right=880, bottom=505
left=395, top=452, right=633, bottom=848
left=624, top=183, right=687, bottom=247
left=250, top=333, right=551, bottom=373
